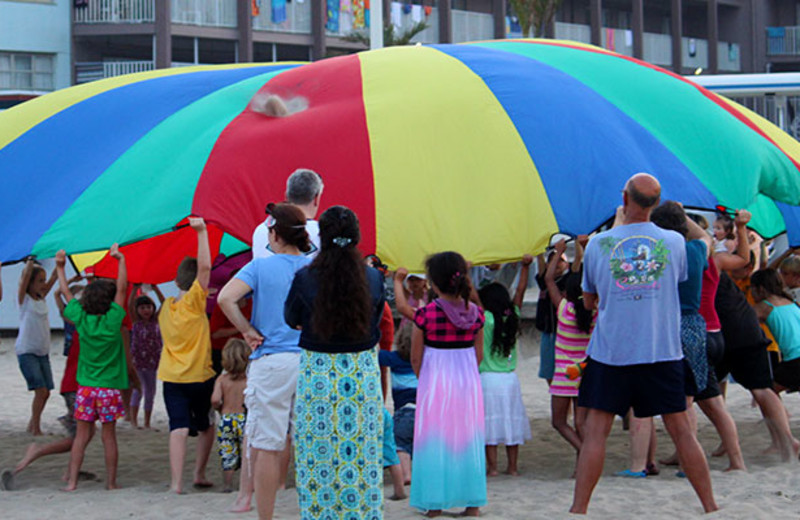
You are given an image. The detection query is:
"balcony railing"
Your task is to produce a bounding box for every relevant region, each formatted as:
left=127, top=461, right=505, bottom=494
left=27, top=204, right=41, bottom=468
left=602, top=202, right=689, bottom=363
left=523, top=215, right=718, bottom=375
left=718, top=41, right=741, bottom=72
left=643, top=32, right=672, bottom=67
left=74, top=0, right=155, bottom=23
left=767, top=26, right=800, bottom=56
left=682, top=37, right=708, bottom=70
left=171, top=0, right=236, bottom=27
left=451, top=10, right=493, bottom=43
left=75, top=60, right=155, bottom=83
left=252, top=0, right=311, bottom=34
left=600, top=27, right=634, bottom=57
left=554, top=22, right=591, bottom=43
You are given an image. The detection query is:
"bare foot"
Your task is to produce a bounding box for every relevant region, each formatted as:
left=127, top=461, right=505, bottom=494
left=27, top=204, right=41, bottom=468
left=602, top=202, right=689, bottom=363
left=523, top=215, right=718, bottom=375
left=15, top=443, right=39, bottom=473
left=389, top=493, right=407, bottom=500
left=62, top=482, right=78, bottom=492
left=107, top=482, right=120, bottom=490
left=723, top=464, right=746, bottom=472
left=229, top=495, right=252, bottom=513
left=487, top=469, right=499, bottom=477
left=425, top=510, right=443, bottom=518
left=170, top=487, right=186, bottom=495
left=658, top=454, right=678, bottom=466
left=711, top=443, right=727, bottom=457
left=505, top=469, right=519, bottom=476
left=461, top=507, right=481, bottom=517
left=761, top=444, right=779, bottom=456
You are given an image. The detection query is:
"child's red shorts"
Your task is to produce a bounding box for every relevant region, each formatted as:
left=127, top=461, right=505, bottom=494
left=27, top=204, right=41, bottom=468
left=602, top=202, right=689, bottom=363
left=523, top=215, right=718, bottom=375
left=75, top=386, right=125, bottom=423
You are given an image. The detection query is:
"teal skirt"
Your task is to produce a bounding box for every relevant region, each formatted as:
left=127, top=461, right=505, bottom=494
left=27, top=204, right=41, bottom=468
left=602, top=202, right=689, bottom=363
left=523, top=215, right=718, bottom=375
left=294, top=349, right=383, bottom=520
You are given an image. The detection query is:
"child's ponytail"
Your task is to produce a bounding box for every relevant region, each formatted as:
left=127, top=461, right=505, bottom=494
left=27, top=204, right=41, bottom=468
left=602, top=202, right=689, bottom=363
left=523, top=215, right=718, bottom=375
left=478, top=283, right=519, bottom=358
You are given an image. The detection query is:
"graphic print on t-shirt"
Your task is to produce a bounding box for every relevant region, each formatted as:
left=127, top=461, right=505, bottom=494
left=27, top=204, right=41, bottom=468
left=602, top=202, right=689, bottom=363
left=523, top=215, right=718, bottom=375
left=598, top=235, right=670, bottom=291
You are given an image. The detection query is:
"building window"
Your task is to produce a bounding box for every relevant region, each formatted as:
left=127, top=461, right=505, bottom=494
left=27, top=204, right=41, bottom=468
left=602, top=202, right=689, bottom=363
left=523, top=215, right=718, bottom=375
left=0, top=53, right=55, bottom=91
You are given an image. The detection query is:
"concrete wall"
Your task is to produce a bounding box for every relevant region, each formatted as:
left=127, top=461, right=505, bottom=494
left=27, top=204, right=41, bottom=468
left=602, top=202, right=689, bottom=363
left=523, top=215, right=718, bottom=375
left=0, top=0, right=71, bottom=90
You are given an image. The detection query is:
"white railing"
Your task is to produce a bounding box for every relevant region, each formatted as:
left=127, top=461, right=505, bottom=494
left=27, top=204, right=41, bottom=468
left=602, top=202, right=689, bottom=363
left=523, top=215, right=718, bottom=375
left=600, top=27, right=634, bottom=56
left=554, top=21, right=591, bottom=43
left=767, top=26, right=800, bottom=56
left=718, top=41, right=741, bottom=72
left=253, top=0, right=311, bottom=34
left=682, top=37, right=708, bottom=70
left=74, top=0, right=155, bottom=23
left=75, top=60, right=155, bottom=83
left=171, top=0, right=236, bottom=27
left=643, top=32, right=671, bottom=67
left=451, top=9, right=493, bottom=43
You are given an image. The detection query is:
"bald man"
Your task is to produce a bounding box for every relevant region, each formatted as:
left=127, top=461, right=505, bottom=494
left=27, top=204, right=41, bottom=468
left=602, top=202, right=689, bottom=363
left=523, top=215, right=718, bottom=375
left=570, top=174, right=718, bottom=514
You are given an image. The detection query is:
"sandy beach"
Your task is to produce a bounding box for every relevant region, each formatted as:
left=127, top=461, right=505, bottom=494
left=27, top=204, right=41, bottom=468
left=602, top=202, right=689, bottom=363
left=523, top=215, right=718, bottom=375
left=1, top=330, right=800, bottom=519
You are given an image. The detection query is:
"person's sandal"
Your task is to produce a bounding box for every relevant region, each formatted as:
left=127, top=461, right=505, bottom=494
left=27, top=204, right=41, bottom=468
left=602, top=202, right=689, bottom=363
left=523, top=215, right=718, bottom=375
left=614, top=469, right=647, bottom=478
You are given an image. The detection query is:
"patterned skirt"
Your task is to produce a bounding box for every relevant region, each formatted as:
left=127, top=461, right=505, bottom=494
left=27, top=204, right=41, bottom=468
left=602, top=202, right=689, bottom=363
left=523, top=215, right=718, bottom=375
left=681, top=312, right=708, bottom=393
left=294, top=349, right=383, bottom=520
left=410, top=346, right=487, bottom=511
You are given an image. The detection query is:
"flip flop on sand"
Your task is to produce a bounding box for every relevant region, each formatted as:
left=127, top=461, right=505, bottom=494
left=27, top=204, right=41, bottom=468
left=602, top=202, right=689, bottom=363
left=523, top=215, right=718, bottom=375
left=192, top=481, right=214, bottom=489
left=614, top=469, right=647, bottom=479
left=1, top=470, right=15, bottom=491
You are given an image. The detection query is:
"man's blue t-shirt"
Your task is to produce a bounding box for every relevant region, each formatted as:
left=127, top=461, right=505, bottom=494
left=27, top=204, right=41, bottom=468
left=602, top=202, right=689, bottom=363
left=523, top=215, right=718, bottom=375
left=582, top=222, right=688, bottom=366
left=236, top=254, right=312, bottom=359
left=679, top=239, right=708, bottom=313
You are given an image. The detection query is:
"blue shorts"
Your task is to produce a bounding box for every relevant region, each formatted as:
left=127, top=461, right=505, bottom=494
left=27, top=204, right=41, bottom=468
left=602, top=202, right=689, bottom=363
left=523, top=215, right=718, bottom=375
left=18, top=354, right=54, bottom=391
left=393, top=405, right=415, bottom=455
left=577, top=358, right=689, bottom=418
left=538, top=332, right=556, bottom=380
left=163, top=379, right=214, bottom=436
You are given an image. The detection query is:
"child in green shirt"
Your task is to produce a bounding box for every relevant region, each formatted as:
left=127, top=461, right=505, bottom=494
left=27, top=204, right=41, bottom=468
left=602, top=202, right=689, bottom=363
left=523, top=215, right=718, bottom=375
left=56, top=244, right=130, bottom=491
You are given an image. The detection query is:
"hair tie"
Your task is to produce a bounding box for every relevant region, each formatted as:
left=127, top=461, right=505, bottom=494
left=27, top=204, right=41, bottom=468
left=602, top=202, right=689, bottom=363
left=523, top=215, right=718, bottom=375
left=332, top=237, right=352, bottom=247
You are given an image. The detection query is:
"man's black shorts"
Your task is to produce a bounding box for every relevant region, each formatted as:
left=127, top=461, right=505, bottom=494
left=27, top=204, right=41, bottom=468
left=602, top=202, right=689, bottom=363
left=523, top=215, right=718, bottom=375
left=577, top=358, right=688, bottom=418
left=715, top=343, right=773, bottom=391
left=163, top=379, right=215, bottom=436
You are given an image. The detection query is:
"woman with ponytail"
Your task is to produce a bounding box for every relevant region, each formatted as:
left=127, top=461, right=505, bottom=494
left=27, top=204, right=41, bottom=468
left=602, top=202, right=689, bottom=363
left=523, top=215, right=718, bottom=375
left=476, top=255, right=533, bottom=478
left=284, top=206, right=386, bottom=520
left=395, top=251, right=486, bottom=517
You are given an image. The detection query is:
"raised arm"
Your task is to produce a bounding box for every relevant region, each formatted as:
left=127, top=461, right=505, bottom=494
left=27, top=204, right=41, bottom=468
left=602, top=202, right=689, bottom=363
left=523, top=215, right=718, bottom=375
left=686, top=213, right=712, bottom=257
left=572, top=235, right=589, bottom=272
left=544, top=239, right=567, bottom=307
left=218, top=278, right=263, bottom=350
left=128, top=284, right=140, bottom=323
left=714, top=209, right=751, bottom=272
left=152, top=284, right=166, bottom=305
left=109, top=244, right=127, bottom=308
left=513, top=255, right=533, bottom=309
left=54, top=251, right=74, bottom=303
left=54, top=287, right=67, bottom=317
left=42, top=266, right=58, bottom=297
left=18, top=257, right=34, bottom=305
left=189, top=217, right=211, bottom=290
left=393, top=268, right=416, bottom=321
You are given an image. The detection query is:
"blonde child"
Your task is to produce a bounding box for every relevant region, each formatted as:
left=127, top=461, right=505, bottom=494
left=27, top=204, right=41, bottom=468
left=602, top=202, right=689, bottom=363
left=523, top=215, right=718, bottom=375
left=157, top=217, right=217, bottom=494
left=211, top=338, right=249, bottom=492
left=16, top=257, right=57, bottom=435
left=56, top=245, right=130, bottom=491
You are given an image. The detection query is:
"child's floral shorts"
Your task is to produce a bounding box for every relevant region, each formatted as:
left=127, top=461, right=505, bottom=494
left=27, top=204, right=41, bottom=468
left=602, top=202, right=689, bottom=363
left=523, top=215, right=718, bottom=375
left=75, top=386, right=125, bottom=423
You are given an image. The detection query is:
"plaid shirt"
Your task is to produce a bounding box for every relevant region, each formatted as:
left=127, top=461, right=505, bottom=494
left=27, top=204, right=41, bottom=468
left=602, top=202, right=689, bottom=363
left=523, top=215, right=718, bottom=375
left=413, top=301, right=485, bottom=349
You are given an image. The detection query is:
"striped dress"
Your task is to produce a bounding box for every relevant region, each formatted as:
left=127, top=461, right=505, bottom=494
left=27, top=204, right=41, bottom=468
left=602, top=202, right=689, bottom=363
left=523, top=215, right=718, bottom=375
left=550, top=299, right=594, bottom=397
